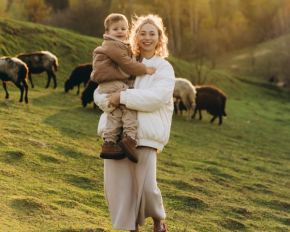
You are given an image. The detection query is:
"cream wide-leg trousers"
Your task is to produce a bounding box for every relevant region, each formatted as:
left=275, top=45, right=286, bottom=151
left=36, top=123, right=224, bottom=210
left=104, top=146, right=166, bottom=230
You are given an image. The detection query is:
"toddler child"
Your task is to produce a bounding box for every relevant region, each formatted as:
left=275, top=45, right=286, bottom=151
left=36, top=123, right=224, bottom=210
left=91, top=13, right=156, bottom=163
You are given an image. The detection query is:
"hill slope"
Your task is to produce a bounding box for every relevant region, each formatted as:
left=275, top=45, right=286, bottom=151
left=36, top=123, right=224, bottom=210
left=1, top=18, right=290, bottom=232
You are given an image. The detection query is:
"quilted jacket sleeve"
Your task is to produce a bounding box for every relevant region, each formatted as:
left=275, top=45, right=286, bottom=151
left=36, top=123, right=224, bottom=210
left=120, top=63, right=175, bottom=112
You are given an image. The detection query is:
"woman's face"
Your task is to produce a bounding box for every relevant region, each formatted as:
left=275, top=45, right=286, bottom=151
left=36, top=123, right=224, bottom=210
left=137, top=23, right=159, bottom=54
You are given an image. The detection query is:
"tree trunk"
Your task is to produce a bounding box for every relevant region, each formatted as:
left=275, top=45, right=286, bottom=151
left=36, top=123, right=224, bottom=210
left=174, top=0, right=181, bottom=58
left=164, top=0, right=175, bottom=55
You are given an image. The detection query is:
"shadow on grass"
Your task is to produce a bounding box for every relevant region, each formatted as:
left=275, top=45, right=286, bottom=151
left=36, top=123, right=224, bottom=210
left=53, top=144, right=91, bottom=159
left=162, top=179, right=213, bottom=196
left=37, top=153, right=62, bottom=163
left=59, top=228, right=109, bottom=232
left=64, top=174, right=102, bottom=191
left=30, top=91, right=70, bottom=107
left=166, top=194, right=208, bottom=212
left=42, top=106, right=101, bottom=139
left=10, top=196, right=58, bottom=215
left=0, top=151, right=25, bottom=163
left=241, top=182, right=277, bottom=195
left=220, top=218, right=246, bottom=230
left=251, top=198, right=290, bottom=213
left=206, top=166, right=240, bottom=181
left=31, top=91, right=99, bottom=109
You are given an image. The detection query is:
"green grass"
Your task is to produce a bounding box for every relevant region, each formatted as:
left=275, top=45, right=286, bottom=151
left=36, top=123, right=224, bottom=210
left=1, top=18, right=290, bottom=232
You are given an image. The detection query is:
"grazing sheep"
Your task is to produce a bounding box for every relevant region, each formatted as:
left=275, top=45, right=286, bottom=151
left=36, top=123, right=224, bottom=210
left=16, top=51, right=58, bottom=89
left=173, top=77, right=196, bottom=121
left=192, top=85, right=227, bottom=125
left=65, top=63, right=92, bottom=94
left=0, top=56, right=29, bottom=103
left=81, top=79, right=99, bottom=108
left=174, top=98, right=187, bottom=115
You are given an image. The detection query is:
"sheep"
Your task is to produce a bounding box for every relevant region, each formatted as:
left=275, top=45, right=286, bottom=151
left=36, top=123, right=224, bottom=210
left=192, top=85, right=227, bottom=125
left=16, top=51, right=58, bottom=89
left=81, top=79, right=99, bottom=108
left=173, top=77, right=196, bottom=121
left=65, top=63, right=92, bottom=95
left=0, top=56, right=29, bottom=103
left=174, top=98, right=187, bottom=115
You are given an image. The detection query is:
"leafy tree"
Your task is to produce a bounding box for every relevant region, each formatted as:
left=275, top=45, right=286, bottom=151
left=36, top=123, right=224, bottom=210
left=44, top=0, right=111, bottom=37
left=25, top=0, right=51, bottom=23
left=44, top=0, right=69, bottom=12
left=5, top=0, right=13, bottom=12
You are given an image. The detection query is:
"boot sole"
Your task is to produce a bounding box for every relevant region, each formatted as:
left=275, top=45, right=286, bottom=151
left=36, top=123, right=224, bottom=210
left=118, top=141, right=138, bottom=163
left=100, top=153, right=126, bottom=160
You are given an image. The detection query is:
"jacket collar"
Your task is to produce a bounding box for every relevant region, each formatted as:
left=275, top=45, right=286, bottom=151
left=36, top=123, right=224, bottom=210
left=103, top=34, right=123, bottom=42
left=103, top=34, right=130, bottom=46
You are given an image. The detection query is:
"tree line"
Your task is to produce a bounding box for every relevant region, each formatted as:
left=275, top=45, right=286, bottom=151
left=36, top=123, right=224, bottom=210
left=4, top=0, right=290, bottom=85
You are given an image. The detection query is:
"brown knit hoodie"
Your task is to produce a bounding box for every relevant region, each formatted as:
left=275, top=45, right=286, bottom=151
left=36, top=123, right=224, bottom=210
left=90, top=35, right=147, bottom=84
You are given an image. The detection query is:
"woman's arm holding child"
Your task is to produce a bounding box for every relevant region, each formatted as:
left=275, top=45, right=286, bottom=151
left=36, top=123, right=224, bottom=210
left=108, top=64, right=175, bottom=112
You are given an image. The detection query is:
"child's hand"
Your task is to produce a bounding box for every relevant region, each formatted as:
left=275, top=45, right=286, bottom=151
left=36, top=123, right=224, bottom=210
left=146, top=67, right=156, bottom=75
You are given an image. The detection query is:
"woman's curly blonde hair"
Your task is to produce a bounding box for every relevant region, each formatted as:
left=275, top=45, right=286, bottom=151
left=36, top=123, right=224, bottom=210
left=129, top=14, right=169, bottom=58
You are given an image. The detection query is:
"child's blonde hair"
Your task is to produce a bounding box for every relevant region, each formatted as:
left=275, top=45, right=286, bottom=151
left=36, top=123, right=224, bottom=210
left=104, top=13, right=129, bottom=31
left=130, top=14, right=169, bottom=58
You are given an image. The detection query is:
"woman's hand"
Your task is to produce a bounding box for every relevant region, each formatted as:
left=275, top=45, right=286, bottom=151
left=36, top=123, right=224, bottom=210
left=106, top=88, right=126, bottom=108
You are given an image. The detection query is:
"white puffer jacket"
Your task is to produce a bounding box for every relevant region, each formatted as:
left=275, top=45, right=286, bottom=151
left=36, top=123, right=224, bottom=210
left=94, top=55, right=175, bottom=151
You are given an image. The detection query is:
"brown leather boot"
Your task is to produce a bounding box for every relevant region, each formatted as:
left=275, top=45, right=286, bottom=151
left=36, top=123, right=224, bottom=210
left=100, top=141, right=126, bottom=160
left=118, top=136, right=138, bottom=163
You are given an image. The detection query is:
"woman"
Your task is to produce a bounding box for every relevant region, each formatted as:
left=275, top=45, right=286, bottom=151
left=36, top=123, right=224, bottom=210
left=94, top=14, right=175, bottom=232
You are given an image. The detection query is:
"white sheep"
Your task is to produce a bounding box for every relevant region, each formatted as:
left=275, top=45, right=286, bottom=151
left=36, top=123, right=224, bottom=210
left=0, top=56, right=29, bottom=103
left=173, top=77, right=196, bottom=121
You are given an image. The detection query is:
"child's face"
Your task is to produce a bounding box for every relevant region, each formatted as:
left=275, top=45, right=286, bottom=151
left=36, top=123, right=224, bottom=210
left=105, top=20, right=129, bottom=41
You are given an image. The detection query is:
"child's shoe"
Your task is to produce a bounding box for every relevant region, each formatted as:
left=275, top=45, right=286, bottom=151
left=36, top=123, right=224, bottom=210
left=100, top=141, right=126, bottom=160
left=118, top=136, right=138, bottom=163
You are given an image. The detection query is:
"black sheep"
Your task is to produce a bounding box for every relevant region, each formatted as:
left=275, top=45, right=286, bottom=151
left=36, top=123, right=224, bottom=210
left=0, top=57, right=29, bottom=103
left=174, top=99, right=187, bottom=115
left=81, top=79, right=99, bottom=108
left=64, top=63, right=92, bottom=94
left=16, top=51, right=58, bottom=89
left=192, top=85, right=227, bottom=125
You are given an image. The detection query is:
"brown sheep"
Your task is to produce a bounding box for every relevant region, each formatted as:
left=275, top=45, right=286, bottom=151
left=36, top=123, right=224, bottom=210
left=65, top=63, right=92, bottom=95
left=0, top=57, right=29, bottom=103
left=16, top=51, right=58, bottom=89
left=173, top=77, right=196, bottom=121
left=192, top=85, right=227, bottom=125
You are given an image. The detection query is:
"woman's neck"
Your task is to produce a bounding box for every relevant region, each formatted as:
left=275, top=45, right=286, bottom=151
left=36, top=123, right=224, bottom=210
left=139, top=51, right=155, bottom=61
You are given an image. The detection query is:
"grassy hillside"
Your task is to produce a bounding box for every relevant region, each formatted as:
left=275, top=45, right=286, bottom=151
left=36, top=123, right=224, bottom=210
left=215, top=33, right=290, bottom=84
left=1, top=18, right=290, bottom=232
